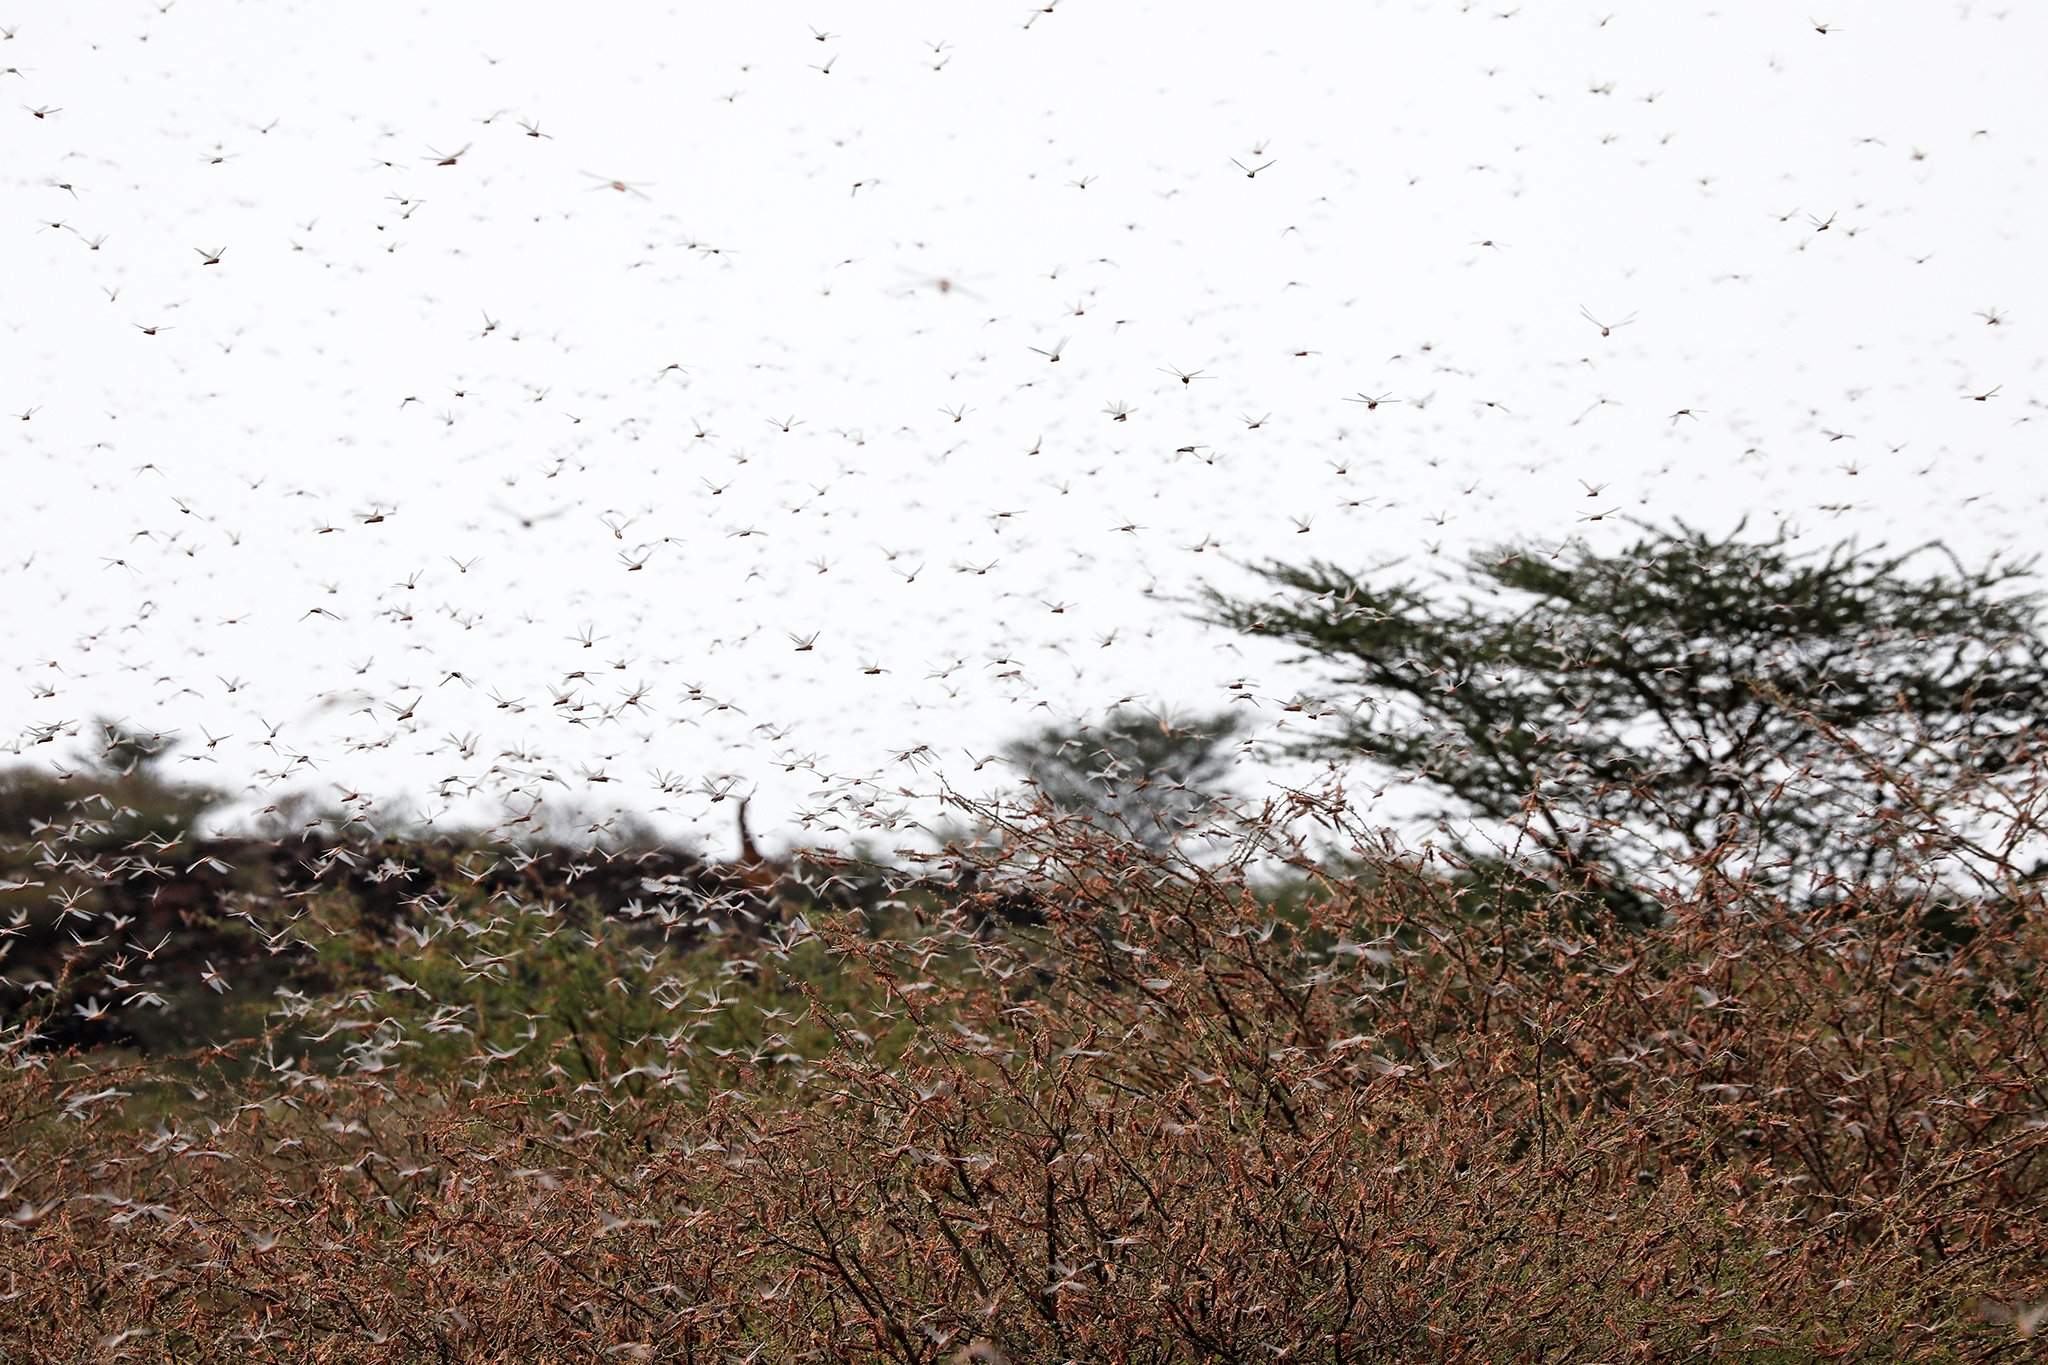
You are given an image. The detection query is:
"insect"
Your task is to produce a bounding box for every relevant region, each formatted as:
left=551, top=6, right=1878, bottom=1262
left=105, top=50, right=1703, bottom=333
left=426, top=144, right=472, bottom=166
left=581, top=171, right=653, bottom=198
left=1572, top=395, right=1622, bottom=425
left=195, top=246, right=226, bottom=265
left=893, top=264, right=982, bottom=300
left=1231, top=157, right=1277, bottom=178
left=494, top=501, right=570, bottom=529
left=1578, top=306, right=1635, bottom=336
left=1104, top=400, right=1136, bottom=422
left=1976, top=1300, right=2048, bottom=1338
left=1346, top=392, right=1397, bottom=410
left=1160, top=366, right=1210, bottom=385
left=1028, top=337, right=1070, bottom=362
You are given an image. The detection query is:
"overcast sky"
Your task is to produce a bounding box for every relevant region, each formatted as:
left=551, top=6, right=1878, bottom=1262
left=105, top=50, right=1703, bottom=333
left=3, top=1, right=2043, bottom=854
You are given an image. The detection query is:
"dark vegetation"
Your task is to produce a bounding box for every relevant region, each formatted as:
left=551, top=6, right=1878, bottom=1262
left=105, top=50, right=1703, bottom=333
left=3, top=523, right=2046, bottom=1361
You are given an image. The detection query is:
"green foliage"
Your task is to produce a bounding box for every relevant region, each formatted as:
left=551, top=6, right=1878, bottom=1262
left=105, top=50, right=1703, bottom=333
left=1202, top=519, right=2048, bottom=910
left=283, top=875, right=943, bottom=1096
left=0, top=717, right=226, bottom=844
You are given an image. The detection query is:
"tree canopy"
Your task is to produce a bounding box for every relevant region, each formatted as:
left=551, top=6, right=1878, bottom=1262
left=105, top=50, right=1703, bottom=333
left=1000, top=706, right=1247, bottom=850
left=1201, top=520, right=2048, bottom=907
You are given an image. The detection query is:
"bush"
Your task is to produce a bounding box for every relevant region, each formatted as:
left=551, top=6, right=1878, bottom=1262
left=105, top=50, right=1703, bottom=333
left=4, top=765, right=2046, bottom=1360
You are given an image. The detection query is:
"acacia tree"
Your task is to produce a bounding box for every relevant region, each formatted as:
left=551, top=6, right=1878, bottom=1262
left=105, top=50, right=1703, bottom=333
left=1001, top=707, right=1246, bottom=851
left=1200, top=520, right=2048, bottom=906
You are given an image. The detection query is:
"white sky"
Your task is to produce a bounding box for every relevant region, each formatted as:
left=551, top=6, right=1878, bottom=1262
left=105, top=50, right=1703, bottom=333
left=3, top=1, right=2044, bottom=855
